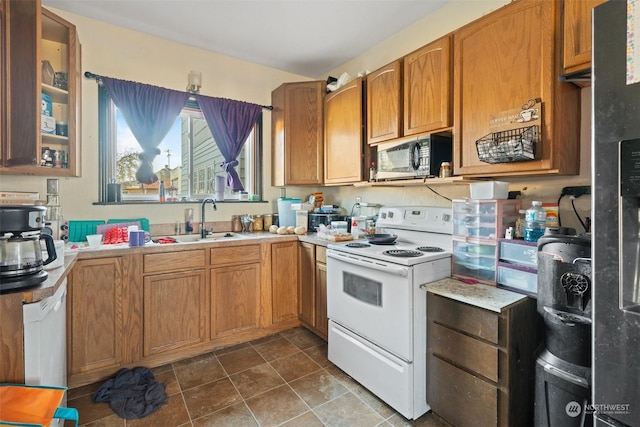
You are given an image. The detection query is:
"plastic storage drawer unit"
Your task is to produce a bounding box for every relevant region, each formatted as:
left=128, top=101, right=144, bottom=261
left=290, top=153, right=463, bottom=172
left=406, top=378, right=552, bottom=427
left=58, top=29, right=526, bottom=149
left=498, top=239, right=537, bottom=268
left=497, top=263, right=538, bottom=295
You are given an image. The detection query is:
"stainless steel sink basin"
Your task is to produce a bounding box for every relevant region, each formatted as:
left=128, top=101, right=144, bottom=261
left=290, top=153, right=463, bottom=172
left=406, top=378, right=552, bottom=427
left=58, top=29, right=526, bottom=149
left=168, top=232, right=248, bottom=243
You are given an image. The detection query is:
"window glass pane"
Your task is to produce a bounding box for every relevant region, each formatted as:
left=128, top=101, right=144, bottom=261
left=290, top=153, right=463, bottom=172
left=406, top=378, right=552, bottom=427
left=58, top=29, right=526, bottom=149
left=113, top=107, right=253, bottom=201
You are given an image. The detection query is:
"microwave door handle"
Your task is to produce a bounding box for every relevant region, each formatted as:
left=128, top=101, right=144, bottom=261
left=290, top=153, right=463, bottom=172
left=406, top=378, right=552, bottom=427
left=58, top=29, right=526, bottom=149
left=411, top=142, right=421, bottom=171
left=327, top=251, right=409, bottom=277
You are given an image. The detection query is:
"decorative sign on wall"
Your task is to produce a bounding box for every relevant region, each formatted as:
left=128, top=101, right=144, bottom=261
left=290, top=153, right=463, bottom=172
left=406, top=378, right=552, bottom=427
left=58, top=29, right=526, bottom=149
left=628, top=0, right=640, bottom=85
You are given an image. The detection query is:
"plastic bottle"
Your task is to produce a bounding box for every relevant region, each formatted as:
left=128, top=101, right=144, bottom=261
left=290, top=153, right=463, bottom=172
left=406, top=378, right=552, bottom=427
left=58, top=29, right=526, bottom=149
left=524, top=201, right=546, bottom=242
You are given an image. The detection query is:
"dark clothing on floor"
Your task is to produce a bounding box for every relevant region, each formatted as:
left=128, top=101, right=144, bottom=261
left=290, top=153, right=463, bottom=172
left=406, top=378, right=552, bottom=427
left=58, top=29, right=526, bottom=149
left=93, top=367, right=166, bottom=419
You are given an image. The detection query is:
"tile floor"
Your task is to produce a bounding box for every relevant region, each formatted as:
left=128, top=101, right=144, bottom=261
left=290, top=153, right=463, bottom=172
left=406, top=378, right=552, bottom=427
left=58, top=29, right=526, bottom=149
left=66, top=327, right=452, bottom=427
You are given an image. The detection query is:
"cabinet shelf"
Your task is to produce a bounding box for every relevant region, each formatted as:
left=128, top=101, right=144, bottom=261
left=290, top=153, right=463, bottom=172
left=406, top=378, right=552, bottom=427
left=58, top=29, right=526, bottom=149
left=42, top=134, right=69, bottom=144
left=353, top=176, right=478, bottom=187
left=42, top=83, right=69, bottom=104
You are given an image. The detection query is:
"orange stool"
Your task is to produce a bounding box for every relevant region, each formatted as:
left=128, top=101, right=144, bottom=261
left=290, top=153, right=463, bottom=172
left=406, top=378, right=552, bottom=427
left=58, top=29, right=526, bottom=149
left=0, top=384, right=78, bottom=426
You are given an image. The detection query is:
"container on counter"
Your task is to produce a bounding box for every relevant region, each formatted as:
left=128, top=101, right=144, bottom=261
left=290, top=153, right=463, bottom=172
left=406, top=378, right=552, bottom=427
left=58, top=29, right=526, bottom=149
left=296, top=210, right=308, bottom=229
left=263, top=214, right=273, bottom=230
left=253, top=214, right=263, bottom=232
left=232, top=215, right=243, bottom=232
left=524, top=201, right=547, bottom=242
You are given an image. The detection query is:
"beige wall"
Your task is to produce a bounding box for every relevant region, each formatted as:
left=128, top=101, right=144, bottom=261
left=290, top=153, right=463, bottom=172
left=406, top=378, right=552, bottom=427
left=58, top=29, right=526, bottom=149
left=1, top=0, right=592, bottom=233
left=0, top=7, right=313, bottom=226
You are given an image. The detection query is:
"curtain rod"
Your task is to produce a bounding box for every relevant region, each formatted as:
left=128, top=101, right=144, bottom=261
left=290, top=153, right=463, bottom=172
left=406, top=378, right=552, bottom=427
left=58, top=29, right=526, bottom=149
left=84, top=71, right=273, bottom=111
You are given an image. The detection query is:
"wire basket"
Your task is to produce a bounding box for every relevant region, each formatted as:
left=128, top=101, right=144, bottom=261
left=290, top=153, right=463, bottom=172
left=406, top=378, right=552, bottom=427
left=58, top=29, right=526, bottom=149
left=475, top=125, right=538, bottom=164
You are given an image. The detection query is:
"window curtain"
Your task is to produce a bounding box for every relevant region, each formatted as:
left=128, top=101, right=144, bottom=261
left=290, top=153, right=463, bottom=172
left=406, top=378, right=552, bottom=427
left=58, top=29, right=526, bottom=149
left=101, top=77, right=189, bottom=184
left=196, top=95, right=262, bottom=192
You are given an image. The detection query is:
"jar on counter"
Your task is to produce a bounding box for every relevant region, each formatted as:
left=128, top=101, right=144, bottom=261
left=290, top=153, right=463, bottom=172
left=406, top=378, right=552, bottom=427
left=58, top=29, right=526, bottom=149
left=253, top=214, right=263, bottom=232
left=232, top=215, right=243, bottom=232
left=263, top=214, right=273, bottom=230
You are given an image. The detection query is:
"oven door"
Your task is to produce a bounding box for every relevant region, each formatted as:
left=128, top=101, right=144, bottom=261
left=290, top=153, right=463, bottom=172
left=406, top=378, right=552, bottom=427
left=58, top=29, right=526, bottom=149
left=326, top=249, right=413, bottom=361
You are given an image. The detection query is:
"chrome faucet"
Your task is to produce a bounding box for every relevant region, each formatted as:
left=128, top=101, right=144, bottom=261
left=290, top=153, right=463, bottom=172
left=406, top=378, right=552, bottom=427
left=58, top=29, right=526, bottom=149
left=200, top=198, right=217, bottom=238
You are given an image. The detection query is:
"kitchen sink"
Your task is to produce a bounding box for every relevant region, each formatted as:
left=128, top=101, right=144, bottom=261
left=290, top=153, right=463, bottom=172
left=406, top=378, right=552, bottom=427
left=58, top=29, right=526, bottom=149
left=167, top=232, right=248, bottom=243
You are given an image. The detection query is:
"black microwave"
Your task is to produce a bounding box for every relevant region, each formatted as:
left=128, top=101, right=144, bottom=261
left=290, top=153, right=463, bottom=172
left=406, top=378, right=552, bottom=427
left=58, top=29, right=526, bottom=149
left=376, top=134, right=452, bottom=180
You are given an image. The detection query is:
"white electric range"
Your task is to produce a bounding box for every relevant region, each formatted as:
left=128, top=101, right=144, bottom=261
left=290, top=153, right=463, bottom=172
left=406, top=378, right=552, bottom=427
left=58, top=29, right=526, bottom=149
left=326, top=206, right=453, bottom=420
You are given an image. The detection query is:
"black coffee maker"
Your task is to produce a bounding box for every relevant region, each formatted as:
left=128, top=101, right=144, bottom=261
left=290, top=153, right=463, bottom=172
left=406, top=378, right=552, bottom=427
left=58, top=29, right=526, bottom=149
left=534, top=228, right=592, bottom=427
left=0, top=205, right=57, bottom=292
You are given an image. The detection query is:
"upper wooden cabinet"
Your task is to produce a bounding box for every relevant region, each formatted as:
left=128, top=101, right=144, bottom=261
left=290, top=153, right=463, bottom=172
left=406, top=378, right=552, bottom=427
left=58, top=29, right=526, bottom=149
left=324, top=76, right=366, bottom=184
left=271, top=81, right=324, bottom=186
left=367, top=60, right=402, bottom=144
left=366, top=36, right=452, bottom=145
left=453, top=0, right=580, bottom=177
left=404, top=36, right=452, bottom=137
left=562, top=0, right=607, bottom=78
left=2, top=0, right=81, bottom=176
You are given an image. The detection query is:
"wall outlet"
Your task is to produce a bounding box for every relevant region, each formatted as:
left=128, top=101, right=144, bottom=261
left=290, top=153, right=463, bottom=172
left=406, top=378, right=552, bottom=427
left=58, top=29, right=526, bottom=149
left=356, top=196, right=362, bottom=205
left=561, top=185, right=591, bottom=197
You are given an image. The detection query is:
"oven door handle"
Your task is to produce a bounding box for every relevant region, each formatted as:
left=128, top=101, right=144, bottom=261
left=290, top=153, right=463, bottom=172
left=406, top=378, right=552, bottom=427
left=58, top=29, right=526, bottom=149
left=327, top=251, right=409, bottom=277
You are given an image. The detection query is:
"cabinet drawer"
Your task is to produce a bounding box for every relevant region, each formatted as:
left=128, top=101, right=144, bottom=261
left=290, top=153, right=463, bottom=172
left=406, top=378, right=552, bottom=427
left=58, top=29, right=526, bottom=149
left=428, top=293, right=499, bottom=343
left=144, top=250, right=205, bottom=274
left=428, top=355, right=498, bottom=427
left=210, top=244, right=260, bottom=266
left=429, top=322, right=498, bottom=382
left=316, top=246, right=327, bottom=264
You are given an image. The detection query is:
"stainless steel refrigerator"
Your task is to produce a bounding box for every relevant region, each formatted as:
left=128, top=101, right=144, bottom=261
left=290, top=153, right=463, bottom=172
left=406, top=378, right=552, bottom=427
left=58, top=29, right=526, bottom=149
left=593, top=1, right=640, bottom=426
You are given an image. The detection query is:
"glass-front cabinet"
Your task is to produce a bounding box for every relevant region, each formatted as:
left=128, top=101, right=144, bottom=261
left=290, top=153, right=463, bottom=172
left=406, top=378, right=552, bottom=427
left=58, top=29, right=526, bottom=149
left=2, top=0, right=81, bottom=176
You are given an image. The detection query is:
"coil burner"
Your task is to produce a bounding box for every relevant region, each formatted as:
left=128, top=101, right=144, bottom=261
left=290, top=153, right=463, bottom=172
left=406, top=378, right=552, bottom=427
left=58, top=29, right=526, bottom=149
left=416, top=246, right=445, bottom=253
left=346, top=242, right=371, bottom=248
left=383, top=250, right=424, bottom=258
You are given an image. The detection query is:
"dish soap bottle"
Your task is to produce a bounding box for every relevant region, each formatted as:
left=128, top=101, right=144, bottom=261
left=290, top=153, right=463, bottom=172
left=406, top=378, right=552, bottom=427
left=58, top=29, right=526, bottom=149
left=159, top=181, right=166, bottom=202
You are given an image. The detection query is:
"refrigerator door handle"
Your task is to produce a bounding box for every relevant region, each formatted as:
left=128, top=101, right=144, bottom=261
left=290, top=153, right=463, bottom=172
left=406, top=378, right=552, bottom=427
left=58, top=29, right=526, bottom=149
left=543, top=363, right=589, bottom=388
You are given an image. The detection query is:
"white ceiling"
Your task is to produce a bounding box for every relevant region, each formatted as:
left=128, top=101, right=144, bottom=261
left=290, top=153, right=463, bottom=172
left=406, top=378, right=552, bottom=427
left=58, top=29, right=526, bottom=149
left=42, top=0, right=450, bottom=78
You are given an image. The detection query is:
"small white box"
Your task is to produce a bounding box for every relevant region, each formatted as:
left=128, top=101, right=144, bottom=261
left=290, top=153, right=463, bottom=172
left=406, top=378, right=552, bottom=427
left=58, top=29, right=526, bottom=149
left=41, top=115, right=56, bottom=134
left=296, top=210, right=308, bottom=229
left=470, top=181, right=509, bottom=199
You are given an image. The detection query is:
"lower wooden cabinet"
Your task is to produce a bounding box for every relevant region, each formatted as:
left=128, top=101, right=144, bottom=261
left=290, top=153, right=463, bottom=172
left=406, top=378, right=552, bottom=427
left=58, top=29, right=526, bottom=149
left=298, top=242, right=316, bottom=327
left=143, top=269, right=207, bottom=357
left=67, top=240, right=302, bottom=388
left=427, top=291, right=537, bottom=427
left=298, top=242, right=328, bottom=340
left=68, top=257, right=124, bottom=375
left=314, top=246, right=328, bottom=339
left=210, top=244, right=261, bottom=339
left=270, top=241, right=298, bottom=324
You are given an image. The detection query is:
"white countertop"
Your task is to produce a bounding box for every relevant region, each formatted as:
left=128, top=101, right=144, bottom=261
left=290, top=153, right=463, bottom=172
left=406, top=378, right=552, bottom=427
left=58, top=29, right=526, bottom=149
left=427, top=278, right=528, bottom=313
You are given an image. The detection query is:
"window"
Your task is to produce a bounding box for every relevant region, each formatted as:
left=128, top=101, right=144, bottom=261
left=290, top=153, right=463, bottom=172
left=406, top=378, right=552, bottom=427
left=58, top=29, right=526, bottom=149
left=98, top=86, right=262, bottom=202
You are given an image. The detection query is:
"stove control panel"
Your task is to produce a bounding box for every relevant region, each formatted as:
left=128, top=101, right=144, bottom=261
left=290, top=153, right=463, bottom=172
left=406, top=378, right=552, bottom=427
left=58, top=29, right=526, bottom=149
left=377, top=206, right=452, bottom=234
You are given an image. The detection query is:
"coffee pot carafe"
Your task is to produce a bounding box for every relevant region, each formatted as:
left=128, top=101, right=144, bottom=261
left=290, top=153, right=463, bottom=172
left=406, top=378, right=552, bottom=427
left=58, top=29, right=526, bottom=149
left=0, top=205, right=57, bottom=292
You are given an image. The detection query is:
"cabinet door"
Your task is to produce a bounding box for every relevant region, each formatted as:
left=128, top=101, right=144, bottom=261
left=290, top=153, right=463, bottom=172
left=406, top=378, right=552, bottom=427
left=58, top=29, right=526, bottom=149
left=314, top=260, right=328, bottom=339
left=4, top=0, right=39, bottom=167
left=403, top=36, right=451, bottom=136
left=453, top=0, right=580, bottom=176
left=211, top=263, right=261, bottom=339
left=271, top=81, right=324, bottom=186
left=298, top=242, right=316, bottom=327
left=324, top=76, right=364, bottom=184
left=3, top=1, right=81, bottom=176
left=143, top=270, right=207, bottom=357
left=271, top=241, right=298, bottom=324
left=68, top=257, right=123, bottom=374
left=562, top=0, right=606, bottom=76
left=367, top=60, right=402, bottom=144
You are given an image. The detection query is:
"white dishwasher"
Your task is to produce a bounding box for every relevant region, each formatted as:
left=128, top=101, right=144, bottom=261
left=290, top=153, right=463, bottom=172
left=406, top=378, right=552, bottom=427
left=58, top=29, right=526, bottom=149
left=23, top=279, right=67, bottom=426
